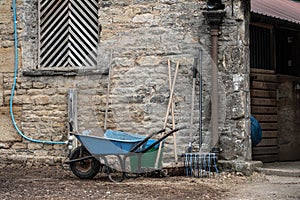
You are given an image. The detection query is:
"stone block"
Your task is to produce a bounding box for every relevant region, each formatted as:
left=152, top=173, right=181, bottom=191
left=113, top=15, right=132, bottom=23
left=0, top=47, right=21, bottom=72
left=32, top=82, right=46, bottom=89
left=28, top=143, right=43, bottom=150
left=0, top=1, right=13, bottom=25
left=132, top=13, right=160, bottom=26
left=0, top=107, right=22, bottom=142
left=0, top=91, right=3, bottom=106
left=136, top=56, right=162, bottom=66
left=0, top=142, right=10, bottom=149
left=0, top=47, right=14, bottom=72
left=50, top=95, right=66, bottom=105
left=31, top=95, right=50, bottom=105
left=11, top=142, right=27, bottom=149
left=0, top=73, right=3, bottom=89
left=218, top=160, right=263, bottom=176
left=34, top=150, right=49, bottom=157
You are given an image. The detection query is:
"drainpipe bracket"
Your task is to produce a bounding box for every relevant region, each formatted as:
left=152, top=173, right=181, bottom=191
left=203, top=10, right=226, bottom=30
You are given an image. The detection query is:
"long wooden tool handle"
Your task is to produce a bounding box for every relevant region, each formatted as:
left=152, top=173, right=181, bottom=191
left=155, top=61, right=179, bottom=168
left=104, top=49, right=113, bottom=130
left=163, top=61, right=179, bottom=128
left=190, top=58, right=197, bottom=141
left=168, top=60, right=178, bottom=163
left=142, top=126, right=186, bottom=154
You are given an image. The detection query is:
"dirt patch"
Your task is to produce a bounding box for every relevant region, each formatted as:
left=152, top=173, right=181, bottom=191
left=0, top=165, right=299, bottom=199
left=0, top=166, right=227, bottom=200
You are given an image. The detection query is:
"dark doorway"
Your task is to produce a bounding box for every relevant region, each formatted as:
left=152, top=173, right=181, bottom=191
left=250, top=21, right=300, bottom=162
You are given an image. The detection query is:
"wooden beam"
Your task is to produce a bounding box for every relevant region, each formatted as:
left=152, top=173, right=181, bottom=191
left=251, top=81, right=277, bottom=90
left=252, top=154, right=279, bottom=163
left=250, top=90, right=276, bottom=98
left=250, top=22, right=273, bottom=30
left=256, top=138, right=278, bottom=147
left=253, top=114, right=277, bottom=123
left=251, top=98, right=277, bottom=106
left=250, top=69, right=275, bottom=74
left=262, top=131, right=278, bottom=138
left=251, top=106, right=277, bottom=114
left=253, top=146, right=279, bottom=155
left=259, top=123, right=278, bottom=130
left=250, top=74, right=277, bottom=83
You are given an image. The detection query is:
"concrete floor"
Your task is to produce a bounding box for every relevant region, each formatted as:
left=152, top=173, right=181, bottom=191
left=257, top=161, right=300, bottom=177
left=227, top=161, right=300, bottom=200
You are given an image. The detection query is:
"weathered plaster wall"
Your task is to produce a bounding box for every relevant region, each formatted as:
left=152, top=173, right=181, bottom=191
left=0, top=0, right=253, bottom=171
left=277, top=75, right=300, bottom=161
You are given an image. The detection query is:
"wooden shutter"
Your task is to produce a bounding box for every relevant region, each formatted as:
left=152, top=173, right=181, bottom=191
left=39, top=0, right=99, bottom=68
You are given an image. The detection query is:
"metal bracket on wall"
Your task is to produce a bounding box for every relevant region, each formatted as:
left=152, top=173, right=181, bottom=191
left=68, top=88, right=79, bottom=149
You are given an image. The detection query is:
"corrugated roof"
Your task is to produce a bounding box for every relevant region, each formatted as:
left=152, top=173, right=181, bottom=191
left=251, top=0, right=300, bottom=25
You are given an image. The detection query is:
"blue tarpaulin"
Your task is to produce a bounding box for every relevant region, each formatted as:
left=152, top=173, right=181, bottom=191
left=250, top=116, right=262, bottom=147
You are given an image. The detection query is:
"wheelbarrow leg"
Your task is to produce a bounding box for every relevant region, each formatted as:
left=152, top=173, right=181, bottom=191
left=101, top=155, right=125, bottom=182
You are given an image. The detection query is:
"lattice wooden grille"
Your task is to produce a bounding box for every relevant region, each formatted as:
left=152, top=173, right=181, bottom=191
left=39, top=0, right=99, bottom=68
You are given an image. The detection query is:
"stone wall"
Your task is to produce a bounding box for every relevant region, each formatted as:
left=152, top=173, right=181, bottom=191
left=0, top=0, right=253, bottom=171
left=0, top=0, right=23, bottom=165
left=218, top=0, right=252, bottom=162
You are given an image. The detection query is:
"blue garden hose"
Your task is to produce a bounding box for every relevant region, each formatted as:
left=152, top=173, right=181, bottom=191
left=10, top=0, right=67, bottom=145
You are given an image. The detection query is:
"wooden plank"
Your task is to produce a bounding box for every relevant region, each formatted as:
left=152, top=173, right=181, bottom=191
left=68, top=89, right=78, bottom=131
left=68, top=89, right=79, bottom=149
left=253, top=115, right=277, bottom=123
left=252, top=154, right=279, bottom=163
left=252, top=146, right=279, bottom=155
left=259, top=123, right=278, bottom=130
left=250, top=68, right=275, bottom=74
left=251, top=81, right=277, bottom=90
left=250, top=74, right=277, bottom=83
left=250, top=89, right=276, bottom=98
left=251, top=106, right=277, bottom=114
left=250, top=69, right=279, bottom=163
left=256, top=138, right=278, bottom=147
left=262, top=131, right=278, bottom=138
left=250, top=22, right=273, bottom=30
left=251, top=98, right=277, bottom=106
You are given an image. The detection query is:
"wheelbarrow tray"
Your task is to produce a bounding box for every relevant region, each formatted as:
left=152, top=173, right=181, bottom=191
left=73, top=134, right=143, bottom=156
left=104, top=130, right=163, bottom=150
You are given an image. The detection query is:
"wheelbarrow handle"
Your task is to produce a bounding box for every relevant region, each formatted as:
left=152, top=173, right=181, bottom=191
left=140, top=126, right=186, bottom=154
left=129, top=128, right=166, bottom=153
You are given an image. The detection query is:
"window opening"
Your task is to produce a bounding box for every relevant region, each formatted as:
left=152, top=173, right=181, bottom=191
left=250, top=25, right=273, bottom=70
left=38, top=0, right=99, bottom=68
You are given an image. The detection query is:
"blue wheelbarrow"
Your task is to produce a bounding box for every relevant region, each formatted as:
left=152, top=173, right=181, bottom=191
left=64, top=126, right=185, bottom=182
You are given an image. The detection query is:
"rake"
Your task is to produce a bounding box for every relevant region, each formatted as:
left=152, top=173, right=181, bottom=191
left=184, top=152, right=219, bottom=178
left=184, top=52, right=219, bottom=178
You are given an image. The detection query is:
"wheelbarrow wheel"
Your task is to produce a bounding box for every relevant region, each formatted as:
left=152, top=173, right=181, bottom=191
left=69, top=146, right=100, bottom=179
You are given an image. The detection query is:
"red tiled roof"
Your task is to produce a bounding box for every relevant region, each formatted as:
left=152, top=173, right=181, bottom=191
left=251, top=0, right=300, bottom=25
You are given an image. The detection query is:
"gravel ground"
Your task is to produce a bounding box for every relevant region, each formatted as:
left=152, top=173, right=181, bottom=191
left=0, top=165, right=299, bottom=200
